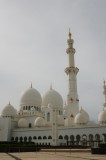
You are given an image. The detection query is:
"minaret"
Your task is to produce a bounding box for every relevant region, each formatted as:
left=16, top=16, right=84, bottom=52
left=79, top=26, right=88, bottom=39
left=65, top=30, right=79, bottom=116
left=103, top=80, right=106, bottom=109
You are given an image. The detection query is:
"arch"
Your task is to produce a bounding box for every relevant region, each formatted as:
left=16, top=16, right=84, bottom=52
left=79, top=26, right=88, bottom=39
left=64, top=135, right=69, bottom=140
left=33, top=136, right=37, bottom=140
left=48, top=136, right=52, bottom=139
left=38, top=136, right=42, bottom=140
left=89, top=134, right=93, bottom=141
left=15, top=137, right=18, bottom=142
left=59, top=135, right=63, bottom=139
left=11, top=137, right=14, bottom=141
left=102, top=134, right=106, bottom=142
left=20, top=137, right=23, bottom=142
left=76, top=135, right=81, bottom=141
left=47, top=112, right=50, bottom=122
left=28, top=136, right=32, bottom=142
left=43, top=136, right=47, bottom=139
left=24, top=136, right=27, bottom=142
left=70, top=135, right=74, bottom=141
left=95, top=134, right=100, bottom=141
left=82, top=134, right=87, bottom=140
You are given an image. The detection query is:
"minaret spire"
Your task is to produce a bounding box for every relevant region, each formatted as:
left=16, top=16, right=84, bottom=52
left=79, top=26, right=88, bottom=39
left=65, top=30, right=79, bottom=116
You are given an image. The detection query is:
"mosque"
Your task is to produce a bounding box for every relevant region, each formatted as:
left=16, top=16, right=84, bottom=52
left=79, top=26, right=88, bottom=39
left=0, top=31, right=106, bottom=146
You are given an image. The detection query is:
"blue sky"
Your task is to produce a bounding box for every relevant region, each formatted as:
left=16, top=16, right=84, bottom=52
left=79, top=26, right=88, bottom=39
left=0, top=0, right=106, bottom=120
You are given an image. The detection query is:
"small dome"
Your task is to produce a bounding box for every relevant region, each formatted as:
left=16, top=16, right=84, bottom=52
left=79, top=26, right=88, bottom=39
left=20, top=85, right=42, bottom=107
left=34, top=117, right=45, bottom=127
left=98, top=108, right=106, bottom=124
left=18, top=118, right=28, bottom=128
left=74, top=108, right=89, bottom=125
left=42, top=86, right=63, bottom=109
left=2, top=102, right=17, bottom=117
left=58, top=115, right=64, bottom=126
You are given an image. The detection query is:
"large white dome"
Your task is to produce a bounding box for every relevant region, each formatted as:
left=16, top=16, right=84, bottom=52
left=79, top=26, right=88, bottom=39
left=2, top=102, right=17, bottom=117
left=20, top=85, right=42, bottom=107
left=18, top=118, right=28, bottom=128
left=98, top=108, right=106, bottom=124
left=42, top=86, right=63, bottom=109
left=74, top=108, right=89, bottom=125
left=34, top=117, right=45, bottom=127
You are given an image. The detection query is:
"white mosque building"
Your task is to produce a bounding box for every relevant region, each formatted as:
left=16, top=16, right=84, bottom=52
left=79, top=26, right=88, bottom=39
left=0, top=31, right=106, bottom=146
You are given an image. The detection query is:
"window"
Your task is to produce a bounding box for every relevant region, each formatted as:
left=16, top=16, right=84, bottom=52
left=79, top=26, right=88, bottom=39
left=48, top=136, right=52, bottom=139
left=76, top=135, right=80, bottom=142
left=47, top=112, right=50, bottom=122
left=29, top=123, right=32, bottom=128
left=38, top=136, right=42, bottom=140
left=43, top=136, right=47, bottom=139
left=70, top=135, right=74, bottom=141
left=95, top=134, right=100, bottom=141
left=64, top=135, right=68, bottom=140
left=59, top=135, right=63, bottom=139
left=33, top=136, right=37, bottom=140
left=28, top=136, right=32, bottom=142
left=15, top=137, right=18, bottom=142
left=11, top=137, right=14, bottom=141
left=24, top=136, right=27, bottom=142
left=20, top=137, right=23, bottom=142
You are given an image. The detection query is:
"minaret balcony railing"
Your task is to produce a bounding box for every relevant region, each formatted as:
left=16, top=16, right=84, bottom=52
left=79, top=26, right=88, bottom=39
left=66, top=48, right=75, bottom=54
left=65, top=67, right=79, bottom=75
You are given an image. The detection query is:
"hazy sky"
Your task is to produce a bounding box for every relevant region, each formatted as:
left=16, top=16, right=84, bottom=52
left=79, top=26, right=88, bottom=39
left=0, top=0, right=106, bottom=120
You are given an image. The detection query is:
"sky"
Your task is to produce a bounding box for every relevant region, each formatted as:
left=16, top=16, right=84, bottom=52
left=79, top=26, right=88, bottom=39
left=0, top=0, right=106, bottom=120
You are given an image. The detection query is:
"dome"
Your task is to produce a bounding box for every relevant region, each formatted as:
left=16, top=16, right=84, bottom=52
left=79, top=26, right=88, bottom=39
left=74, top=108, right=89, bottom=125
left=20, top=85, right=42, bottom=107
left=42, top=86, right=63, bottom=109
left=2, top=102, right=17, bottom=117
left=98, top=108, right=106, bottom=124
left=34, top=117, right=45, bottom=127
left=18, top=118, right=28, bottom=128
left=58, top=115, right=64, bottom=126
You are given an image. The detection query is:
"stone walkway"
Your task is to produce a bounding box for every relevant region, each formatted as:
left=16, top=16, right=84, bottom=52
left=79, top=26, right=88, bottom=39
left=0, top=151, right=106, bottom=160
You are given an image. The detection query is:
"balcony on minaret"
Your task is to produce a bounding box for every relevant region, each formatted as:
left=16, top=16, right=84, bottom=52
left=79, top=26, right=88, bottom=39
left=65, top=66, right=79, bottom=75
left=66, top=48, right=75, bottom=54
